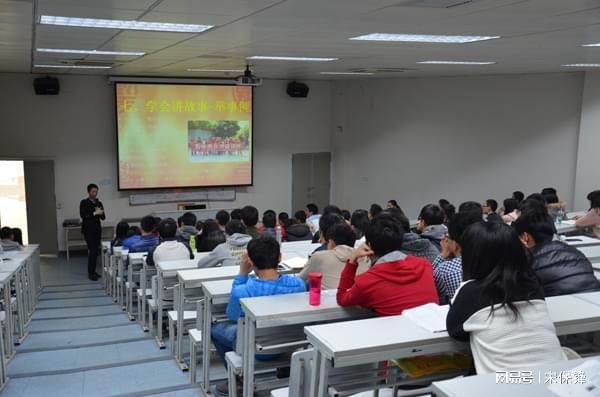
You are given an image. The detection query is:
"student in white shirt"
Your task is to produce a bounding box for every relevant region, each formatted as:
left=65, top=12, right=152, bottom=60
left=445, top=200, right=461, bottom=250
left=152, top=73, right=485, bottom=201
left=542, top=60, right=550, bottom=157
left=147, top=218, right=193, bottom=267
left=446, top=221, right=565, bottom=374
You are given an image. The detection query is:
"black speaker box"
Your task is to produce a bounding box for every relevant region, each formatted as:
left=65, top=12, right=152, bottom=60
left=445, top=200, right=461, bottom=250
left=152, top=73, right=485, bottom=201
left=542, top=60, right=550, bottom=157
left=34, top=76, right=60, bottom=95
left=286, top=81, right=309, bottom=98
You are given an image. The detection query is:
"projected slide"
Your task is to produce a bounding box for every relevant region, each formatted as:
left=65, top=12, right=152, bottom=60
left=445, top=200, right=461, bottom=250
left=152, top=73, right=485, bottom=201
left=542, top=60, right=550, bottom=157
left=115, top=83, right=253, bottom=190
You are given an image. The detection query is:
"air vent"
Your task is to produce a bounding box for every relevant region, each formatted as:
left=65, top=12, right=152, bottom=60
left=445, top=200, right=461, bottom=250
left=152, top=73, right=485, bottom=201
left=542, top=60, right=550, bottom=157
left=73, top=60, right=116, bottom=67
left=395, top=0, right=476, bottom=8
left=195, top=55, right=229, bottom=59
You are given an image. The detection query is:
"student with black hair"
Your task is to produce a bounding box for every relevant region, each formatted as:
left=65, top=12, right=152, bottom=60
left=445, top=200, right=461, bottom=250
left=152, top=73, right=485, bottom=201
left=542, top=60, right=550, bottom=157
left=447, top=221, right=565, bottom=374
left=575, top=190, right=600, bottom=238
left=431, top=210, right=482, bottom=304
left=512, top=191, right=525, bottom=203
left=211, top=235, right=305, bottom=391
left=277, top=212, right=290, bottom=241
left=196, top=219, right=223, bottom=252
left=197, top=220, right=252, bottom=268
left=177, top=212, right=199, bottom=242
left=285, top=211, right=313, bottom=241
left=387, top=200, right=400, bottom=209
left=458, top=201, right=483, bottom=217
left=350, top=209, right=370, bottom=240
left=483, top=199, right=502, bottom=223
left=79, top=183, right=105, bottom=280
left=147, top=218, right=194, bottom=267
left=0, top=227, right=21, bottom=251
left=368, top=203, right=383, bottom=220
left=501, top=198, right=520, bottom=224
left=313, top=213, right=345, bottom=253
left=440, top=202, right=455, bottom=226
left=416, top=204, right=447, bottom=250
left=241, top=205, right=260, bottom=238
left=11, top=228, right=23, bottom=246
left=341, top=210, right=351, bottom=223
left=215, top=210, right=230, bottom=231
left=230, top=209, right=242, bottom=221
left=514, top=201, right=600, bottom=297
left=305, top=203, right=321, bottom=234
left=337, top=214, right=438, bottom=316
left=261, top=211, right=277, bottom=238
left=385, top=209, right=439, bottom=263
left=129, top=215, right=159, bottom=253
left=299, top=223, right=368, bottom=289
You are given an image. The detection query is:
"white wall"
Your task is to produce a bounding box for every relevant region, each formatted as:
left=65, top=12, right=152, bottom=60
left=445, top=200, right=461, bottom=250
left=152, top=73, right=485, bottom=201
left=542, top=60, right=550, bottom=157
left=330, top=73, right=584, bottom=218
left=574, top=72, right=600, bottom=211
left=0, top=74, right=332, bottom=250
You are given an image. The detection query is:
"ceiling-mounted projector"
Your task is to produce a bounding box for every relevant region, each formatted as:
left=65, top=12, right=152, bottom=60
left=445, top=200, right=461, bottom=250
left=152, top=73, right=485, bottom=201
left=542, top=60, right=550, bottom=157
left=235, top=65, right=262, bottom=86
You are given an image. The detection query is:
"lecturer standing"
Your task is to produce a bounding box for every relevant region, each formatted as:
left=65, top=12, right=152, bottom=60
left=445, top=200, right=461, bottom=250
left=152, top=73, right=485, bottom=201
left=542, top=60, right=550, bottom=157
left=80, top=183, right=105, bottom=281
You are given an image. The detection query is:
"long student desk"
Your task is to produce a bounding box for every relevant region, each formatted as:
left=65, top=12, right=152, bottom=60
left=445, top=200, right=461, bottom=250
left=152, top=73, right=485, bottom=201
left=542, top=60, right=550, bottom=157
left=431, top=357, right=600, bottom=397
left=303, top=294, right=600, bottom=397
left=555, top=221, right=578, bottom=235
left=240, top=290, right=370, bottom=397
left=578, top=245, right=600, bottom=262
left=563, top=234, right=600, bottom=248
left=174, top=266, right=240, bottom=369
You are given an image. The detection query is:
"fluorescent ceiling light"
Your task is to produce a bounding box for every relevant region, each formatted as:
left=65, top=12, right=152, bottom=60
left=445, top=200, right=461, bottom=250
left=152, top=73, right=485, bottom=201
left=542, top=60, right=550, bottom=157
left=40, top=15, right=213, bottom=33
left=417, top=60, right=496, bottom=65
left=248, top=56, right=338, bottom=62
left=349, top=33, right=500, bottom=43
left=561, top=63, right=600, bottom=67
left=187, top=68, right=244, bottom=72
left=582, top=43, right=600, bottom=47
left=320, top=72, right=374, bottom=75
left=34, top=64, right=112, bottom=69
left=37, top=48, right=145, bottom=56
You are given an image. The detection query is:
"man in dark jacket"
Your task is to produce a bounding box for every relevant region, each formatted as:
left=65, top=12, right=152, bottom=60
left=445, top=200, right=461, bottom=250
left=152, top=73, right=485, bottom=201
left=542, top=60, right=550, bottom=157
left=80, top=183, right=105, bottom=280
left=514, top=200, right=600, bottom=297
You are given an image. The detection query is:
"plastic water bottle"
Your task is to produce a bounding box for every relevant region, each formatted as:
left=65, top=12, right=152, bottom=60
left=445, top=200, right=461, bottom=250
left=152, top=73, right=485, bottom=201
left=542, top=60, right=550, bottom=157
left=556, top=208, right=565, bottom=224
left=275, top=225, right=282, bottom=244
left=189, top=235, right=197, bottom=252
left=308, top=272, right=322, bottom=306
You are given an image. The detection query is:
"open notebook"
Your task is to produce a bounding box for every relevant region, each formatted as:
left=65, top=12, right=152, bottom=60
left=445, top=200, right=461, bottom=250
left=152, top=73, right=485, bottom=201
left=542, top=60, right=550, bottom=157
left=403, top=303, right=449, bottom=333
left=280, top=256, right=308, bottom=271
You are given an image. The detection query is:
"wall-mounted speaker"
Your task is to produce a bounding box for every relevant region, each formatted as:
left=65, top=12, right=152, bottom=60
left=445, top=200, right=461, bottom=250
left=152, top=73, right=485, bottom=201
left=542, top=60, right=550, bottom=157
left=286, top=81, right=309, bottom=98
left=34, top=76, right=60, bottom=95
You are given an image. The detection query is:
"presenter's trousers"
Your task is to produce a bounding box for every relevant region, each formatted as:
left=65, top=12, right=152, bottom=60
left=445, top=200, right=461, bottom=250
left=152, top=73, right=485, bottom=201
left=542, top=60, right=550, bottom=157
left=83, top=229, right=101, bottom=275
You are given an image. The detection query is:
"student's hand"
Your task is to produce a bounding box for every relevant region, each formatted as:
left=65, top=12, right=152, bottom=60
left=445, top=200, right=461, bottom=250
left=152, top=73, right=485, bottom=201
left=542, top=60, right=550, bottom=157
left=440, top=235, right=452, bottom=258
left=349, top=243, right=374, bottom=264
left=239, top=252, right=253, bottom=275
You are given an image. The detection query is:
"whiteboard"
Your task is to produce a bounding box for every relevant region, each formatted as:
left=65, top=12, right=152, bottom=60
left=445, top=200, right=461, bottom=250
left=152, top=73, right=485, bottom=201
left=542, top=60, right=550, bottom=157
left=129, top=189, right=235, bottom=205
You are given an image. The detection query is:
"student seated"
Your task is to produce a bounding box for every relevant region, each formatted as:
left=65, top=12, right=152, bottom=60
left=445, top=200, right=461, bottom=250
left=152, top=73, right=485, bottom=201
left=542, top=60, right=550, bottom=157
left=501, top=198, right=520, bottom=224
left=211, top=236, right=306, bottom=392
left=299, top=223, right=368, bottom=289
left=416, top=204, right=447, bottom=250
left=305, top=203, right=321, bottom=234
left=431, top=211, right=481, bottom=305
left=350, top=209, right=370, bottom=241
left=129, top=216, right=159, bottom=253
left=313, top=213, right=345, bottom=253
left=483, top=199, right=502, bottom=223
left=285, top=211, right=313, bottom=241
left=196, top=219, right=223, bottom=253
left=439, top=201, right=456, bottom=226
left=368, top=203, right=383, bottom=220
left=176, top=212, right=199, bottom=243
left=512, top=190, right=525, bottom=204
left=447, top=221, right=565, bottom=374
left=458, top=201, right=483, bottom=217
left=215, top=210, right=230, bottom=232
left=513, top=200, right=600, bottom=297
left=11, top=228, right=24, bottom=246
left=146, top=218, right=193, bottom=267
left=261, top=211, right=277, bottom=238
left=277, top=212, right=289, bottom=241
left=312, top=205, right=343, bottom=243
left=0, top=227, right=21, bottom=251
left=393, top=211, right=439, bottom=263
left=111, top=221, right=130, bottom=253
left=336, top=214, right=439, bottom=316
left=197, top=220, right=252, bottom=268
left=121, top=226, right=142, bottom=250
left=575, top=190, right=600, bottom=239
left=241, top=205, right=260, bottom=238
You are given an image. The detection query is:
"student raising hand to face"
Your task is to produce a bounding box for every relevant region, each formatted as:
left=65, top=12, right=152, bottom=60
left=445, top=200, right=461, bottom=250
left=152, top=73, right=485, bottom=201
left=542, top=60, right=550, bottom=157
left=349, top=243, right=375, bottom=264
left=239, top=252, right=253, bottom=275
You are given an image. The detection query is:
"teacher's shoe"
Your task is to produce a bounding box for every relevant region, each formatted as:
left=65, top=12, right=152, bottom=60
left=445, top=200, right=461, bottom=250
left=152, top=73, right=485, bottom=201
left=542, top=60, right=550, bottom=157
left=88, top=273, right=99, bottom=281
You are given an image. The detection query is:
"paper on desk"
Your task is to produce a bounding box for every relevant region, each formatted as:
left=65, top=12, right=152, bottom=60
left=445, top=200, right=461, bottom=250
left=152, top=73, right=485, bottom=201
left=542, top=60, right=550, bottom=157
left=561, top=220, right=577, bottom=225
left=548, top=360, right=600, bottom=397
left=281, top=256, right=308, bottom=269
left=403, top=303, right=449, bottom=333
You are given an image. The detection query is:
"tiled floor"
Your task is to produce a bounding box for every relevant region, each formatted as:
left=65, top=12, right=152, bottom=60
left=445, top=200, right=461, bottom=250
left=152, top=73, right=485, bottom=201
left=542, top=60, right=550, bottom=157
left=0, top=254, right=207, bottom=397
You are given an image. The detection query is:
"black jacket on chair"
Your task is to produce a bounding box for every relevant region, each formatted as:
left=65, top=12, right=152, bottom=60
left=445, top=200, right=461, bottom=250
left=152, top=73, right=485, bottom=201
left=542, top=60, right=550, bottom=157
left=531, top=240, right=600, bottom=297
left=80, top=198, right=105, bottom=236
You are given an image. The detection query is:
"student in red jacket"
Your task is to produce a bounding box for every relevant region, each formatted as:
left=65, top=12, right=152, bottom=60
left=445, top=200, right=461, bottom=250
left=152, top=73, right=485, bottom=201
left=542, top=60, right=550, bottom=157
left=337, top=214, right=439, bottom=316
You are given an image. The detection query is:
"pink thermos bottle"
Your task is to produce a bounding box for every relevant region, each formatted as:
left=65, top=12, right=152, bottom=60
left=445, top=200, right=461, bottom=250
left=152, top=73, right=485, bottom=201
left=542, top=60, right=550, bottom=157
left=308, top=272, right=322, bottom=306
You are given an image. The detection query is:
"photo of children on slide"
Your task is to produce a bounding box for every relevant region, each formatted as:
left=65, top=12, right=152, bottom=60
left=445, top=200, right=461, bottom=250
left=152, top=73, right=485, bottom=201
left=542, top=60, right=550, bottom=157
left=187, top=120, right=251, bottom=162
